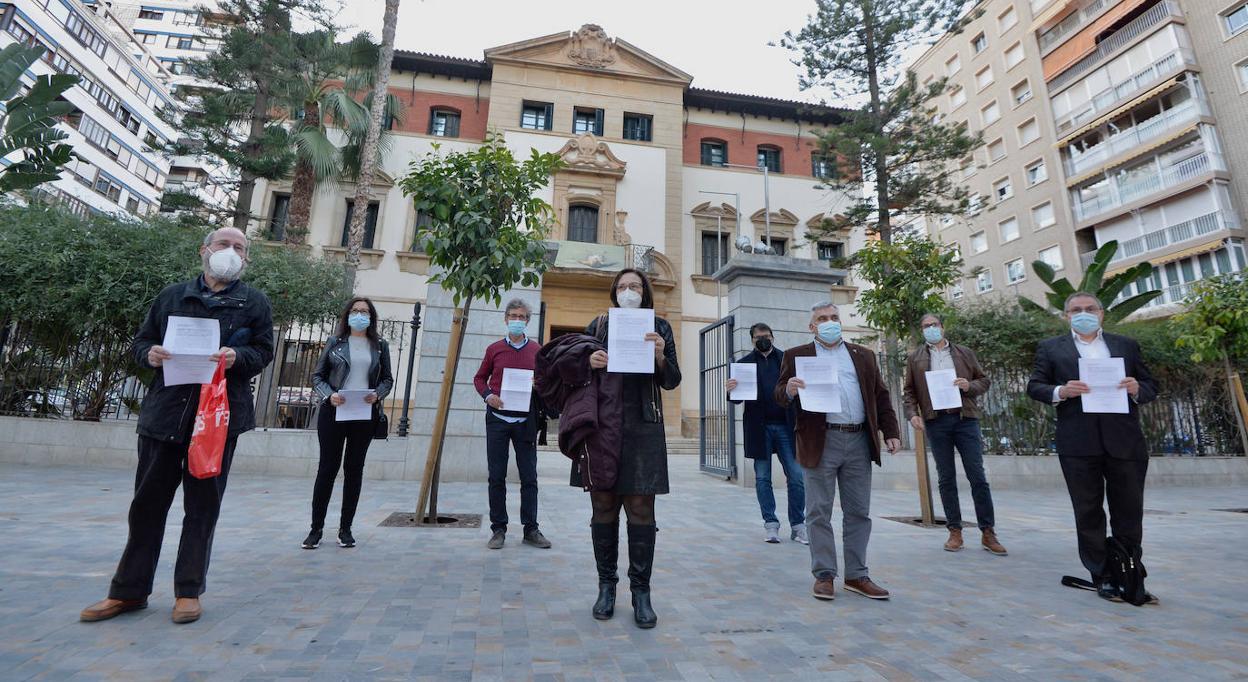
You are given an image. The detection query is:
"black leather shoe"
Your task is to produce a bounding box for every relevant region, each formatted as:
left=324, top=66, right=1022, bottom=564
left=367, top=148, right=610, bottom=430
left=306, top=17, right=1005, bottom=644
left=631, top=590, right=656, bottom=629
left=593, top=582, right=616, bottom=620
left=1097, top=581, right=1123, bottom=602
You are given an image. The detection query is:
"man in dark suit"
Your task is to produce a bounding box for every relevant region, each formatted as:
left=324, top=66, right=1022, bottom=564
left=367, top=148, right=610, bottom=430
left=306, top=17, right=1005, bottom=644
left=727, top=323, right=805, bottom=545
left=1026, top=291, right=1159, bottom=602
left=775, top=302, right=901, bottom=602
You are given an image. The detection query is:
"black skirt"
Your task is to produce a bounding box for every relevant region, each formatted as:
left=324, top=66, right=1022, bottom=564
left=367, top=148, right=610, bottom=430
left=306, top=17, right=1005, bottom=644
left=570, top=374, right=669, bottom=495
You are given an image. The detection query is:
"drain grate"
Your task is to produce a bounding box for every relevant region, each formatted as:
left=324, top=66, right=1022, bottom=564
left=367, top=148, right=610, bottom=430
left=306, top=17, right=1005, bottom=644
left=379, top=512, right=482, bottom=528
left=1213, top=508, right=1248, bottom=514
left=883, top=515, right=948, bottom=528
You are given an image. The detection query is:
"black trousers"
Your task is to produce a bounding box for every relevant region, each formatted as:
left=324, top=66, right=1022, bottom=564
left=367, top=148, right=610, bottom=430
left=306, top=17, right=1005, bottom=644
left=1058, top=454, right=1149, bottom=579
left=109, top=434, right=238, bottom=600
left=311, top=404, right=374, bottom=531
left=485, top=413, right=538, bottom=533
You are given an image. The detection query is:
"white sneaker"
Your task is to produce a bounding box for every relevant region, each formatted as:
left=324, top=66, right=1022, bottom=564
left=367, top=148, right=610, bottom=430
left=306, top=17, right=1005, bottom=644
left=764, top=522, right=781, bottom=543
left=791, top=524, right=810, bottom=545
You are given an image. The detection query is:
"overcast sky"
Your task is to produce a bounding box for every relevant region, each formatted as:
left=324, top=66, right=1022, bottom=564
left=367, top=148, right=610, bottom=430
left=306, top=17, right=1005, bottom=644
left=337, top=0, right=828, bottom=104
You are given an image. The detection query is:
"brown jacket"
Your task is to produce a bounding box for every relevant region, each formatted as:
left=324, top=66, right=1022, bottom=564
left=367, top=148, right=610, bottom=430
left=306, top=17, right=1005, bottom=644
left=774, top=341, right=901, bottom=468
left=902, top=342, right=990, bottom=422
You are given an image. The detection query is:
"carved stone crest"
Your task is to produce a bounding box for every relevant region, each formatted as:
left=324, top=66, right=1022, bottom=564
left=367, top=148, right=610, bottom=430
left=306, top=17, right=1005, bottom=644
left=566, top=24, right=616, bottom=69
left=556, top=134, right=627, bottom=176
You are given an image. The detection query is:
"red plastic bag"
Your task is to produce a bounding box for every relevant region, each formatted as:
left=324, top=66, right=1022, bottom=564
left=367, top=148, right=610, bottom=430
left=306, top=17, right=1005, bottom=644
left=188, top=357, right=229, bottom=479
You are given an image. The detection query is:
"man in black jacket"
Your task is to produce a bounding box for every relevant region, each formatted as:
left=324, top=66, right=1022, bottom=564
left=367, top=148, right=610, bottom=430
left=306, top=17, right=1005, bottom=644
left=80, top=227, right=274, bottom=625
left=727, top=323, right=805, bottom=545
left=1026, top=291, right=1158, bottom=603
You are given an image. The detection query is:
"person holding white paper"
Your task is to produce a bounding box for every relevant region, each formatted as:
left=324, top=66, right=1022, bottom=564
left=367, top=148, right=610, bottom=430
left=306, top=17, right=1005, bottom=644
left=902, top=313, right=1005, bottom=556
left=305, top=297, right=393, bottom=551
left=775, top=302, right=900, bottom=604
left=1027, top=292, right=1159, bottom=605
left=82, top=227, right=274, bottom=626
left=726, top=323, right=805, bottom=545
left=581, top=268, right=680, bottom=629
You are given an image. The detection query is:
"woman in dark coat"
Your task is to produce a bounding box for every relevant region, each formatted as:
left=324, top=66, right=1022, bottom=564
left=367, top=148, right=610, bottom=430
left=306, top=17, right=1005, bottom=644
left=578, top=268, right=680, bottom=628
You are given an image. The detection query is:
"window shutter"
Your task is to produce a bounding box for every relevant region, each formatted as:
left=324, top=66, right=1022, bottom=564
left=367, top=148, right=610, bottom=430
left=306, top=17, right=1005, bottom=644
left=594, top=108, right=604, bottom=136
left=543, top=103, right=554, bottom=130
left=447, top=113, right=460, bottom=138
left=701, top=143, right=711, bottom=166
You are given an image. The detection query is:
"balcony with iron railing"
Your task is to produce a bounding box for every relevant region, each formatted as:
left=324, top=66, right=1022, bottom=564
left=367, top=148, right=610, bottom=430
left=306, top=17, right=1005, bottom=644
left=1039, top=0, right=1108, bottom=53
left=1078, top=210, right=1233, bottom=267
left=1064, top=95, right=1209, bottom=177
left=1047, top=1, right=1182, bottom=94
left=1071, top=150, right=1225, bottom=223
left=1053, top=47, right=1197, bottom=137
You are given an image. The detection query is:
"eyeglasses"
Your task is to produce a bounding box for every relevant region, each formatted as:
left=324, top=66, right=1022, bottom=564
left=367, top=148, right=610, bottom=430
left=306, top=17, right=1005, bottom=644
left=1065, top=306, right=1102, bottom=314
left=616, top=283, right=643, bottom=293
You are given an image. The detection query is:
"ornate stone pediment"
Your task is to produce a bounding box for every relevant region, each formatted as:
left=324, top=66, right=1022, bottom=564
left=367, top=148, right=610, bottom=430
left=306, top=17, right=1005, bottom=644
left=484, top=25, right=693, bottom=86
left=566, top=24, right=616, bottom=69
left=749, top=208, right=800, bottom=226
left=556, top=134, right=627, bottom=177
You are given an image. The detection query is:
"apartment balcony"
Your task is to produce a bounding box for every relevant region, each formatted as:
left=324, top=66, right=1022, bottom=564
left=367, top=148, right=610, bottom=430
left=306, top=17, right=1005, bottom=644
left=1079, top=210, right=1234, bottom=268
left=1071, top=150, right=1226, bottom=223
left=1064, top=95, right=1210, bottom=178
left=1047, top=1, right=1183, bottom=94
left=1053, top=47, right=1197, bottom=137
left=1039, top=0, right=1108, bottom=53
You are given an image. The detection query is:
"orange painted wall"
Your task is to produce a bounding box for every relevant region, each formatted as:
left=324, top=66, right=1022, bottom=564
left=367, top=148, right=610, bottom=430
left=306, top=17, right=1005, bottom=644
left=1042, top=0, right=1151, bottom=82
left=682, top=122, right=836, bottom=179
left=387, top=88, right=490, bottom=141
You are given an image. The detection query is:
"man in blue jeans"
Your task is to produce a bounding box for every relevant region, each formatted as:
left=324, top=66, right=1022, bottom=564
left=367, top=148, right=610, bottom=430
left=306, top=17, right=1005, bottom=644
left=728, top=323, right=806, bottom=544
left=903, top=313, right=1007, bottom=555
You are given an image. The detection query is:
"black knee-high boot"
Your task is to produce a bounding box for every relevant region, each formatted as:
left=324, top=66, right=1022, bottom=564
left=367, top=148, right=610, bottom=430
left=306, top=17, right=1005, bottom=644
left=591, top=522, right=618, bottom=620
left=626, top=523, right=657, bottom=629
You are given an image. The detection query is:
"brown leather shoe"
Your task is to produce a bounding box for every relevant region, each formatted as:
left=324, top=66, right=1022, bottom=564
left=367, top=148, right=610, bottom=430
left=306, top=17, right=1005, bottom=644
left=171, top=597, right=202, bottom=624
left=843, top=577, right=890, bottom=600
left=944, top=528, right=964, bottom=552
left=812, top=576, right=836, bottom=601
left=80, top=598, right=147, bottom=622
left=981, top=528, right=1008, bottom=556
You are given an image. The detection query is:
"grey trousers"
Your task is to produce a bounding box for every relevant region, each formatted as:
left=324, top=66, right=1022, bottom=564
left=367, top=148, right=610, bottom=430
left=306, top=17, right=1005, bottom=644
left=802, top=429, right=873, bottom=580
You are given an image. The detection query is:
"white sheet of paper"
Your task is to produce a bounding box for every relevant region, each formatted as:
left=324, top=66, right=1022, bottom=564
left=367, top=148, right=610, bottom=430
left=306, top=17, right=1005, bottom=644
left=161, top=316, right=221, bottom=385
left=335, top=389, right=374, bottom=421
left=1079, top=357, right=1128, bottom=414
left=729, top=363, right=757, bottom=401
left=795, top=356, right=841, bottom=414
left=499, top=368, right=534, bottom=413
left=607, top=308, right=655, bottom=374
left=925, top=369, right=962, bottom=411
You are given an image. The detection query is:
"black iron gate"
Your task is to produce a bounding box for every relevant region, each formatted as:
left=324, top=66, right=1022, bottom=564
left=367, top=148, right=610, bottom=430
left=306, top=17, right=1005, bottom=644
left=699, top=316, right=736, bottom=478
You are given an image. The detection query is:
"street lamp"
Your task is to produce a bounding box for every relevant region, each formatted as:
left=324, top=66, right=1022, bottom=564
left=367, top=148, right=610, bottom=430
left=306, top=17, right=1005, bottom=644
left=720, top=162, right=772, bottom=250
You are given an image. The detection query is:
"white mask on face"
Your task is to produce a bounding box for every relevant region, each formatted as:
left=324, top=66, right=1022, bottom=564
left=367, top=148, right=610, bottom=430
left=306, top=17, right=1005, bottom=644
left=616, top=289, right=643, bottom=309
left=207, top=246, right=243, bottom=282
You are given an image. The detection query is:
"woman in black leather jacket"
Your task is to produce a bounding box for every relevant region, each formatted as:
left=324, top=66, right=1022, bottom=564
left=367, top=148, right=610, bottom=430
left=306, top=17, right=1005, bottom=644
left=302, top=297, right=393, bottom=550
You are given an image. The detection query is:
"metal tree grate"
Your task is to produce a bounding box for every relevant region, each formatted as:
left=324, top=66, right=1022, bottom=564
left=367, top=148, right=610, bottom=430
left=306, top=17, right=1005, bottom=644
left=379, top=512, right=482, bottom=528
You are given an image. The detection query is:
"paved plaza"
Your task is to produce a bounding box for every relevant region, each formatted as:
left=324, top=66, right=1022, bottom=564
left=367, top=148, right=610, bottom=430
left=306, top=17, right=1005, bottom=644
left=2, top=451, right=1247, bottom=681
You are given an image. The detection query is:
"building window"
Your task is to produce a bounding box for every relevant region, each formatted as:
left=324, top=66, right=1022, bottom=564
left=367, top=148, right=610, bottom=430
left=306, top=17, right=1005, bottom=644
left=1237, top=58, right=1248, bottom=91
left=961, top=157, right=977, bottom=179
left=993, top=177, right=1013, bottom=202
left=812, top=154, right=836, bottom=179
left=567, top=204, right=599, bottom=243
left=429, top=108, right=460, bottom=137
left=980, top=100, right=1000, bottom=126
left=987, top=138, right=1005, bottom=162
left=700, top=139, right=727, bottom=167
left=138, top=32, right=157, bottom=45
left=1224, top=3, right=1248, bottom=37
left=520, top=101, right=553, bottom=131
left=1011, top=79, right=1032, bottom=106
left=968, top=193, right=984, bottom=215
left=1032, top=201, right=1055, bottom=228
left=701, top=232, right=729, bottom=274
left=945, top=54, right=961, bottom=76
left=573, top=107, right=604, bottom=136
left=412, top=210, right=435, bottom=250
left=767, top=238, right=787, bottom=256
left=976, top=268, right=994, bottom=293
left=137, top=9, right=164, bottom=19
left=757, top=146, right=781, bottom=173
left=622, top=113, right=652, bottom=141
left=1039, top=245, right=1064, bottom=271
left=1025, top=159, right=1047, bottom=185
left=972, top=32, right=987, bottom=54
left=975, top=65, right=993, bottom=91
left=1006, top=258, right=1026, bottom=283
left=268, top=194, right=290, bottom=241
left=341, top=200, right=379, bottom=249
left=1017, top=118, right=1039, bottom=145
left=1005, top=42, right=1024, bottom=69
left=949, top=86, right=966, bottom=109
left=817, top=241, right=844, bottom=261
left=998, top=6, right=1018, bottom=32
left=951, top=281, right=964, bottom=299
left=999, top=216, right=1020, bottom=243
left=971, top=231, right=988, bottom=254
left=93, top=175, right=123, bottom=203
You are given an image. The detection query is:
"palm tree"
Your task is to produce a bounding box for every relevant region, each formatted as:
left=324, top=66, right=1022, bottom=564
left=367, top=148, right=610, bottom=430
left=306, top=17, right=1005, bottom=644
left=344, top=0, right=401, bottom=288
left=0, top=44, right=78, bottom=193
left=1021, top=240, right=1162, bottom=324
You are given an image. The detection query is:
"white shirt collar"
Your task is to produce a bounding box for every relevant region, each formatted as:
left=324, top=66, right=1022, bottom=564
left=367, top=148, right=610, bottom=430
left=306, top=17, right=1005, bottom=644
left=1071, top=329, right=1105, bottom=346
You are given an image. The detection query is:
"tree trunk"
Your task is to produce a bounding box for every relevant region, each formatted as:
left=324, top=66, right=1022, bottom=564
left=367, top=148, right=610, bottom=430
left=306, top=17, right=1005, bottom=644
left=283, top=102, right=320, bottom=244
left=231, top=5, right=281, bottom=233
left=860, top=0, right=891, bottom=246
left=1224, top=354, right=1248, bottom=456
left=415, top=295, right=471, bottom=523
left=343, top=0, right=400, bottom=293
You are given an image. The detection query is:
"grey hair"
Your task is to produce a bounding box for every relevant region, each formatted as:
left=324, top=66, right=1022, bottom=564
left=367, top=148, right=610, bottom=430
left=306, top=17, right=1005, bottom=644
left=919, top=312, right=943, bottom=326
left=202, top=227, right=249, bottom=253
left=1063, top=291, right=1103, bottom=311
left=810, top=301, right=838, bottom=314
left=504, top=298, right=532, bottom=318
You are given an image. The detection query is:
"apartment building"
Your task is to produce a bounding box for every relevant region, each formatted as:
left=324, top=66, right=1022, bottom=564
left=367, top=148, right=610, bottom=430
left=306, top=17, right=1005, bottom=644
left=0, top=0, right=175, bottom=217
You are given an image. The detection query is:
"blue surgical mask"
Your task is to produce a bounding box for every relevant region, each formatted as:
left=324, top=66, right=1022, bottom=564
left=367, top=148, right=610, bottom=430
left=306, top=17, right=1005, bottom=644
left=1070, top=312, right=1101, bottom=336
left=816, top=320, right=842, bottom=344
left=507, top=320, right=527, bottom=337
left=348, top=312, right=370, bottom=331
left=923, top=326, right=944, bottom=344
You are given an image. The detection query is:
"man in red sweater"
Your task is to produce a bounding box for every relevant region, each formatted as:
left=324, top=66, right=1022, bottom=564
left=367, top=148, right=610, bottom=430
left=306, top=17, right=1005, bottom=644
left=473, top=299, right=550, bottom=550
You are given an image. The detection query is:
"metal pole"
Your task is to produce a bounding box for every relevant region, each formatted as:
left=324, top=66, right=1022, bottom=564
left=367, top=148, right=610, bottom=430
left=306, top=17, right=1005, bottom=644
left=762, top=165, right=771, bottom=249
left=716, top=214, right=723, bottom=319
left=397, top=301, right=422, bottom=437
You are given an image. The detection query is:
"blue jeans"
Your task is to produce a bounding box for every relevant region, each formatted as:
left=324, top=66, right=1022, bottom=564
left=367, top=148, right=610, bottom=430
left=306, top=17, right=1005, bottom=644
left=925, top=414, right=995, bottom=530
left=754, top=423, right=805, bottom=526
